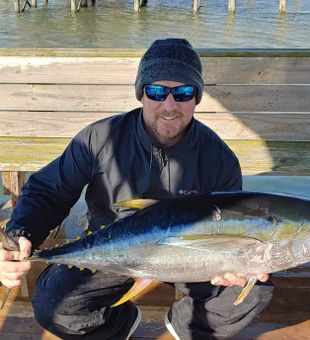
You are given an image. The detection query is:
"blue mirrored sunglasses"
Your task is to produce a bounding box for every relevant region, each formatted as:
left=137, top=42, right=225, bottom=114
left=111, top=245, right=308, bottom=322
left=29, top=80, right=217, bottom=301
left=144, top=84, right=196, bottom=102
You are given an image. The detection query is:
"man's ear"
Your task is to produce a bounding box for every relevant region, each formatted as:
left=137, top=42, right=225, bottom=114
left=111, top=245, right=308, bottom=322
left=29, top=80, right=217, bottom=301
left=140, top=94, right=145, bottom=105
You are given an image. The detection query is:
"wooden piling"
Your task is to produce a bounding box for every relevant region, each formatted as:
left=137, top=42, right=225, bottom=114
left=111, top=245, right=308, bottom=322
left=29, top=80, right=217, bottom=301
left=71, top=0, right=77, bottom=12
left=134, top=0, right=140, bottom=12
left=31, top=0, right=37, bottom=7
left=81, top=0, right=88, bottom=7
left=228, top=0, right=236, bottom=13
left=279, top=0, right=286, bottom=13
left=193, top=0, right=200, bottom=12
left=14, top=0, right=21, bottom=13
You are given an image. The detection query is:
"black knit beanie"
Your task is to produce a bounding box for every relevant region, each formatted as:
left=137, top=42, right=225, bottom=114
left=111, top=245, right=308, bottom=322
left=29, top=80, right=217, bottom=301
left=135, top=38, right=204, bottom=104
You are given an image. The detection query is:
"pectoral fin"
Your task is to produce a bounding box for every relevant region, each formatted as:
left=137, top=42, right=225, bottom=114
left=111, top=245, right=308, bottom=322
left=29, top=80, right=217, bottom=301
left=234, top=276, right=258, bottom=305
left=112, top=278, right=158, bottom=307
left=157, top=234, right=264, bottom=255
left=113, top=199, right=158, bottom=210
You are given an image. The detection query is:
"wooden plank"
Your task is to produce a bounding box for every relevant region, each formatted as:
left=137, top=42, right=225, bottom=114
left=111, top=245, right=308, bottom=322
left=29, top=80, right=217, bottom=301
left=1, top=48, right=310, bottom=58
left=1, top=84, right=309, bottom=113
left=0, top=137, right=309, bottom=175
left=1, top=56, right=310, bottom=85
left=0, top=112, right=309, bottom=141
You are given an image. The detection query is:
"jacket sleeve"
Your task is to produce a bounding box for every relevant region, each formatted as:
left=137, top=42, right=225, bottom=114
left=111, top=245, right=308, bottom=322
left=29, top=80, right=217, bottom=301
left=5, top=126, right=95, bottom=249
left=214, top=144, right=243, bottom=192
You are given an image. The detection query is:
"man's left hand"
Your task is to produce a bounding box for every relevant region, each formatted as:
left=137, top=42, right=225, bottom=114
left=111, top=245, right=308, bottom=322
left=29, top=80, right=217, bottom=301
left=210, top=273, right=269, bottom=287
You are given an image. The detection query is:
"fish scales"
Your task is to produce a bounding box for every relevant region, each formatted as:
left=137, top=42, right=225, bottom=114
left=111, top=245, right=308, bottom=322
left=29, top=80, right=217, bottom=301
left=28, top=191, right=310, bottom=282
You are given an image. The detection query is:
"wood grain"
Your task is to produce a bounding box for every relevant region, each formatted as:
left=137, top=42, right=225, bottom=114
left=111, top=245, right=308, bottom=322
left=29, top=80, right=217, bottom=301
left=1, top=56, right=310, bottom=84
left=0, top=111, right=309, bottom=140
left=0, top=137, right=309, bottom=175
left=1, top=84, right=309, bottom=112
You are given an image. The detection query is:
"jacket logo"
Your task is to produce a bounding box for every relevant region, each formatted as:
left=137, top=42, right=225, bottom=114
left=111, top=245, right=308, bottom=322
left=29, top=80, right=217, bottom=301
left=178, top=189, right=199, bottom=196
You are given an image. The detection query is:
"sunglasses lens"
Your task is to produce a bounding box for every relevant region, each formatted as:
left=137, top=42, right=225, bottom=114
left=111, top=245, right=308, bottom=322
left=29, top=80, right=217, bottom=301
left=144, top=85, right=196, bottom=102
left=173, top=86, right=196, bottom=102
left=144, top=85, right=169, bottom=101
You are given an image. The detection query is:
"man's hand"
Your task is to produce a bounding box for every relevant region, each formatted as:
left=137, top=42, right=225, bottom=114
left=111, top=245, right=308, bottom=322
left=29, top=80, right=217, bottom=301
left=0, top=237, right=32, bottom=288
left=211, top=273, right=269, bottom=287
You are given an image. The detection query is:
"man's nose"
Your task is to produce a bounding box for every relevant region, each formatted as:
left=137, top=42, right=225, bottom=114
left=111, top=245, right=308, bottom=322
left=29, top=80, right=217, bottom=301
left=162, top=93, right=178, bottom=111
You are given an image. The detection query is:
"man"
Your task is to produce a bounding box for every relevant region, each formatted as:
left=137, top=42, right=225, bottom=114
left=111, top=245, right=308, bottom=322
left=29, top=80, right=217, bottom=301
left=0, top=38, right=273, bottom=339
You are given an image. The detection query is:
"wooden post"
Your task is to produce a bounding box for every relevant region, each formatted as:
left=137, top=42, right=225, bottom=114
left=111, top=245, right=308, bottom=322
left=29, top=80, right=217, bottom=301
left=71, top=0, right=77, bottom=12
left=31, top=0, right=37, bottom=7
left=81, top=0, right=87, bottom=7
left=228, top=0, right=236, bottom=13
left=193, top=0, right=200, bottom=12
left=134, top=0, right=140, bottom=12
left=279, top=0, right=286, bottom=13
left=1, top=171, right=29, bottom=297
left=14, top=0, right=21, bottom=13
left=2, top=172, right=26, bottom=216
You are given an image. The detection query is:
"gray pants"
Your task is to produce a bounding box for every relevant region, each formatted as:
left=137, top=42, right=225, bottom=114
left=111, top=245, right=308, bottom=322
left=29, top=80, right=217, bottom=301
left=32, top=265, right=273, bottom=339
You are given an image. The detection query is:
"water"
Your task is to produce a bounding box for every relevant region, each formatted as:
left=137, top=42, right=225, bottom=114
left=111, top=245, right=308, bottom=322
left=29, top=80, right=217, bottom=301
left=0, top=0, right=309, bottom=48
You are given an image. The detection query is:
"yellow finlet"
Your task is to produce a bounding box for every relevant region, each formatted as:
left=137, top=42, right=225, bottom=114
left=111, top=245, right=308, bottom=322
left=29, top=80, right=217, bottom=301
left=114, top=198, right=158, bottom=210
left=112, top=278, right=158, bottom=307
left=90, top=268, right=97, bottom=274
left=100, top=225, right=106, bottom=230
left=234, top=276, right=258, bottom=305
left=76, top=235, right=82, bottom=240
left=87, top=230, right=93, bottom=236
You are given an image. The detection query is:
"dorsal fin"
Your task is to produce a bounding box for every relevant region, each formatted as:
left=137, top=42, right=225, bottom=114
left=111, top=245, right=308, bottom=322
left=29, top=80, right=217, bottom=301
left=114, top=199, right=158, bottom=210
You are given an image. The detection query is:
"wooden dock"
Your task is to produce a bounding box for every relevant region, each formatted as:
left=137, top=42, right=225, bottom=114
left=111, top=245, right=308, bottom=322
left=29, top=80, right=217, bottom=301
left=0, top=47, right=309, bottom=338
left=13, top=0, right=288, bottom=14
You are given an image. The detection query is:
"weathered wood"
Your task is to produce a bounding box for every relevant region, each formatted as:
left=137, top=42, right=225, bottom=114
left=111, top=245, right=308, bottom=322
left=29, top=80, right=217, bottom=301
left=1, top=83, right=309, bottom=113
left=134, top=0, right=140, bottom=11
left=1, top=49, right=310, bottom=59
left=31, top=0, right=37, bottom=7
left=71, top=0, right=77, bottom=12
left=228, top=0, right=236, bottom=12
left=2, top=56, right=310, bottom=85
left=279, top=0, right=286, bottom=13
left=8, top=172, right=26, bottom=207
left=2, top=172, right=13, bottom=196
left=0, top=137, right=309, bottom=176
left=0, top=112, right=309, bottom=141
left=193, top=0, right=200, bottom=12
left=14, top=0, right=21, bottom=13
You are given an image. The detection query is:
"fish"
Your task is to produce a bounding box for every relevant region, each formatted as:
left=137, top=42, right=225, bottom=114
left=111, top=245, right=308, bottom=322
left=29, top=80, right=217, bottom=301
left=1, top=191, right=310, bottom=307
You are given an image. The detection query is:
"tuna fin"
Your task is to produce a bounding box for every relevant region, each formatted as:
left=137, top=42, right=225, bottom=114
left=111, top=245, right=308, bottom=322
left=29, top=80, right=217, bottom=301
left=234, top=276, right=258, bottom=305
left=157, top=235, right=264, bottom=255
left=112, top=278, right=156, bottom=307
left=114, top=199, right=158, bottom=210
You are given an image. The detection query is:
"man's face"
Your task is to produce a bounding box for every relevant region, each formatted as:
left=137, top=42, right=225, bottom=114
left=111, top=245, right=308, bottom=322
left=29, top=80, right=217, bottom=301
left=141, top=80, right=196, bottom=147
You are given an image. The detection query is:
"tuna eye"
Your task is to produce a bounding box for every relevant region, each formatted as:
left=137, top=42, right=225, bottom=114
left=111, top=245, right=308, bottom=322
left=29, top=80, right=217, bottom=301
left=266, top=215, right=279, bottom=224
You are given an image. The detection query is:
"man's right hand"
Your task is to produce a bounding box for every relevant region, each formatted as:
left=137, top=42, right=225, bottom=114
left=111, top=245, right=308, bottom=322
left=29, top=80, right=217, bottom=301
left=0, top=237, right=32, bottom=288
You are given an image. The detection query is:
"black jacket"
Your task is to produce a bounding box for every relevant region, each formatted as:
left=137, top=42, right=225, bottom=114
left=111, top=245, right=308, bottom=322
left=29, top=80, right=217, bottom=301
left=6, top=108, right=242, bottom=248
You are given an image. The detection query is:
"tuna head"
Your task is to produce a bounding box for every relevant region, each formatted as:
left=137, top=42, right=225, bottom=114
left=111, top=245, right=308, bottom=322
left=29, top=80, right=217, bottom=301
left=266, top=221, right=310, bottom=272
